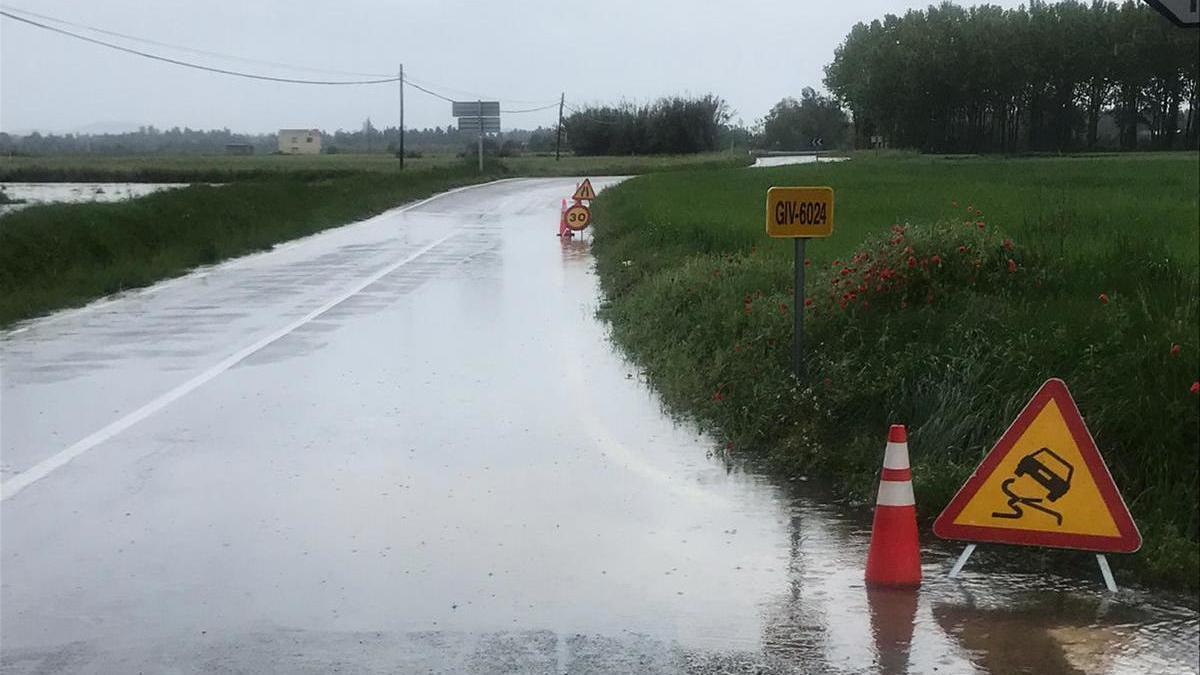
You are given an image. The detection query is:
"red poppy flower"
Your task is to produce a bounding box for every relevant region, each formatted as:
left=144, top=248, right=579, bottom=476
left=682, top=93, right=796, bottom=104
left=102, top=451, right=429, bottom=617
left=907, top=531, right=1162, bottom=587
left=931, top=254, right=942, bottom=266
left=976, top=221, right=985, bottom=231
left=907, top=256, right=917, bottom=269
left=712, top=391, right=724, bottom=402
left=1170, top=344, right=1181, bottom=357
left=1007, top=259, right=1017, bottom=273
left=1099, top=293, right=1109, bottom=304
left=840, top=268, right=850, bottom=277
left=1003, top=239, right=1014, bottom=251
left=958, top=245, right=967, bottom=254
left=1191, top=381, right=1200, bottom=395
left=804, top=298, right=814, bottom=307
left=805, top=258, right=812, bottom=267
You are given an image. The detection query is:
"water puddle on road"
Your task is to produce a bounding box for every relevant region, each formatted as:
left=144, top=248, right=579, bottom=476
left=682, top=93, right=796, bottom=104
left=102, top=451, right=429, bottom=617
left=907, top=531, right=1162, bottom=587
left=751, top=154, right=851, bottom=168
left=732, top=471, right=1199, bottom=674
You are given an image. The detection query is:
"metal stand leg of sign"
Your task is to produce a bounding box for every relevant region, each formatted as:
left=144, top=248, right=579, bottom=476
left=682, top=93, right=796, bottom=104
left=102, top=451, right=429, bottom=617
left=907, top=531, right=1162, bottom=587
left=948, top=544, right=976, bottom=579
left=1096, top=554, right=1118, bottom=593
left=792, top=239, right=806, bottom=382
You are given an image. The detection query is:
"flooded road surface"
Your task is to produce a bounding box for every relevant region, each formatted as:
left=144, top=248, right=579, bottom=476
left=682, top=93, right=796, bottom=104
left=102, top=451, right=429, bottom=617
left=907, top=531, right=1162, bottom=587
left=751, top=154, right=850, bottom=168
left=2, top=178, right=1197, bottom=673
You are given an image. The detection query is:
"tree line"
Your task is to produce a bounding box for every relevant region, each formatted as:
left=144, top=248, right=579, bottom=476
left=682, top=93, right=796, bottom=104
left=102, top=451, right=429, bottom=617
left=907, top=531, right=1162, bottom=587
left=0, top=124, right=557, bottom=157
left=562, top=95, right=732, bottom=155
left=4, top=2, right=1195, bottom=159
left=825, top=1, right=1200, bottom=153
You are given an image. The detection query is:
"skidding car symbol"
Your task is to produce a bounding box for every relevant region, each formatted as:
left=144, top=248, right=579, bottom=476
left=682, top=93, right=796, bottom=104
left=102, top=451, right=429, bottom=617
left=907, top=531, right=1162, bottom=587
left=991, top=448, right=1074, bottom=526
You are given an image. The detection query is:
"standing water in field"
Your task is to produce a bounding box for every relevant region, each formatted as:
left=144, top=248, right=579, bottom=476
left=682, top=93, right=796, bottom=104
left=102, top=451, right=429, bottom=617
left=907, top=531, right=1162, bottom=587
left=0, top=182, right=186, bottom=215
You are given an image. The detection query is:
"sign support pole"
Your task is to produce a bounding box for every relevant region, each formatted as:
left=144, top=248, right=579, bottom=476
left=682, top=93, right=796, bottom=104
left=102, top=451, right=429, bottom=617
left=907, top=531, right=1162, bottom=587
left=948, top=544, right=976, bottom=578
left=555, top=92, right=564, bottom=161
left=403, top=62, right=408, bottom=170
left=1096, top=554, right=1118, bottom=592
left=793, top=238, right=806, bottom=381
left=477, top=99, right=484, bottom=174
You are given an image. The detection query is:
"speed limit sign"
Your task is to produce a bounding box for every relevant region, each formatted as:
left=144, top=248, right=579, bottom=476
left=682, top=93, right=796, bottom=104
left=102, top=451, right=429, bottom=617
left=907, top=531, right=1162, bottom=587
left=565, top=203, right=591, bottom=231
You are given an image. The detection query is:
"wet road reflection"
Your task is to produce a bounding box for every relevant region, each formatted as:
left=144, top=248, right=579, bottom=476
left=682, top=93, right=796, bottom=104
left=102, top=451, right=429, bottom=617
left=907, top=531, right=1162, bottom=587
left=2, top=178, right=1196, bottom=673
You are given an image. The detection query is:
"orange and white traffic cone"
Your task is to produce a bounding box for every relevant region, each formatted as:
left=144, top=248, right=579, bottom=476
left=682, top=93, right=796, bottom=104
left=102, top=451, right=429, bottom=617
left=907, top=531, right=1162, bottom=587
left=558, top=198, right=571, bottom=237
left=865, top=424, right=921, bottom=588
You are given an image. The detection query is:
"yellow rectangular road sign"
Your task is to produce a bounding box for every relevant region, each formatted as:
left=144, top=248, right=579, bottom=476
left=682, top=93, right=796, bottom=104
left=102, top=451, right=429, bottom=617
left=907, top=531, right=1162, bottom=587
left=766, top=187, right=834, bottom=238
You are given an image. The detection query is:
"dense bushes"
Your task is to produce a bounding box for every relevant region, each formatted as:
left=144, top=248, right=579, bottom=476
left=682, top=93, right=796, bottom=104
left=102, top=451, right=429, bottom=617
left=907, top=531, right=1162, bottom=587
left=564, top=95, right=730, bottom=155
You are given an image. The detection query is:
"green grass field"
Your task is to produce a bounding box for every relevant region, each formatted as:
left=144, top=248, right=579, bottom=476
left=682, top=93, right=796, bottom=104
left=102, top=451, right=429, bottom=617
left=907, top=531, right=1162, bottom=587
left=0, top=153, right=456, bottom=182
left=0, top=163, right=501, bottom=326
left=591, top=152, right=1200, bottom=588
left=0, top=151, right=751, bottom=182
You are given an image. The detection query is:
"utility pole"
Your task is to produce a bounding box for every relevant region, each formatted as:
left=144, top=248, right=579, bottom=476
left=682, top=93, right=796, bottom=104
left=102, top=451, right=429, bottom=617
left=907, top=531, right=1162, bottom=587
left=477, top=99, right=484, bottom=173
left=398, top=64, right=405, bottom=170
left=555, top=92, right=564, bottom=161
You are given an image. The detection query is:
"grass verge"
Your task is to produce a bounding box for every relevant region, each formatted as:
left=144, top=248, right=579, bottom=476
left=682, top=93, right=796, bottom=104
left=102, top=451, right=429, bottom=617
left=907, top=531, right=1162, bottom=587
left=0, top=150, right=752, bottom=326
left=0, top=151, right=752, bottom=183
left=0, top=162, right=500, bottom=326
left=591, top=153, right=1200, bottom=589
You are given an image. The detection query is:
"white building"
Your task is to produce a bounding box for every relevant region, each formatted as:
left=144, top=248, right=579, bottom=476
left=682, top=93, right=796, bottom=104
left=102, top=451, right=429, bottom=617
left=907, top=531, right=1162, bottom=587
left=278, top=129, right=321, bottom=155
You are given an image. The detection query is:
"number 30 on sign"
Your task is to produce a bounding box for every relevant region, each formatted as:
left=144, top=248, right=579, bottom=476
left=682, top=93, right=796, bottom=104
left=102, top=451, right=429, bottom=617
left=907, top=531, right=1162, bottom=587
left=565, top=203, right=591, bottom=231
left=766, top=187, right=834, bottom=238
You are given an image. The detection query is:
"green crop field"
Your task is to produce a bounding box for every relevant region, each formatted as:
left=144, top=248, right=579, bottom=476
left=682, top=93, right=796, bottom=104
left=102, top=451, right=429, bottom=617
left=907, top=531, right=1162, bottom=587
left=591, top=152, right=1200, bottom=588
left=0, top=150, right=751, bottom=183
left=0, top=153, right=459, bottom=182
left=0, top=163, right=500, bottom=326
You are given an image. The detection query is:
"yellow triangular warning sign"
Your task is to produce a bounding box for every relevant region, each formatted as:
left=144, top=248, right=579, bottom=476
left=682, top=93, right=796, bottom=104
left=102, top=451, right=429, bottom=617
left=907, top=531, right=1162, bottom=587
left=572, top=179, right=596, bottom=202
left=933, top=379, right=1141, bottom=553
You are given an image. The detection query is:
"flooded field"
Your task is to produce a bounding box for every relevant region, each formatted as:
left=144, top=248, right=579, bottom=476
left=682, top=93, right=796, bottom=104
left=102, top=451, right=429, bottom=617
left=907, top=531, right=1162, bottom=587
left=0, top=182, right=186, bottom=215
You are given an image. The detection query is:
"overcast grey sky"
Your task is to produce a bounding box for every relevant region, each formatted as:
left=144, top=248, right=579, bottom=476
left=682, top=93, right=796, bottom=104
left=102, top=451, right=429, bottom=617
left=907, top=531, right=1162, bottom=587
left=1, top=1, right=1030, bottom=134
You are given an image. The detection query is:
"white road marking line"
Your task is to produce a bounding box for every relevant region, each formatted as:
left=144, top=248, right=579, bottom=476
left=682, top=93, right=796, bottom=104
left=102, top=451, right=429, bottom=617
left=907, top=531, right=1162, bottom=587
left=0, top=178, right=521, bottom=337
left=559, top=318, right=730, bottom=508
left=1, top=229, right=459, bottom=501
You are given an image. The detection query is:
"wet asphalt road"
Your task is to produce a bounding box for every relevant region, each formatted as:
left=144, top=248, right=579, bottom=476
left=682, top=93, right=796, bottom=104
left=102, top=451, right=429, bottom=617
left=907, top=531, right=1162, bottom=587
left=2, top=178, right=1198, bottom=674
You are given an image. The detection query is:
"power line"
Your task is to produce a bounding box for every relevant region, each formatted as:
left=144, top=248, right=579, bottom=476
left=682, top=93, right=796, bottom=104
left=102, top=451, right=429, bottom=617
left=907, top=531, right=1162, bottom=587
left=0, top=10, right=400, bottom=85
left=0, top=4, right=393, bottom=78
left=402, top=74, right=557, bottom=107
left=501, top=102, right=560, bottom=114
left=401, top=78, right=456, bottom=103
left=2, top=7, right=565, bottom=114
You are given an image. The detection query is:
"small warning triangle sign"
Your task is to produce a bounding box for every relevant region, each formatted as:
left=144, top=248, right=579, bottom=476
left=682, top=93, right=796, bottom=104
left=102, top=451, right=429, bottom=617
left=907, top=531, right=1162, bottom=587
left=933, top=379, right=1141, bottom=553
left=572, top=179, right=596, bottom=202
